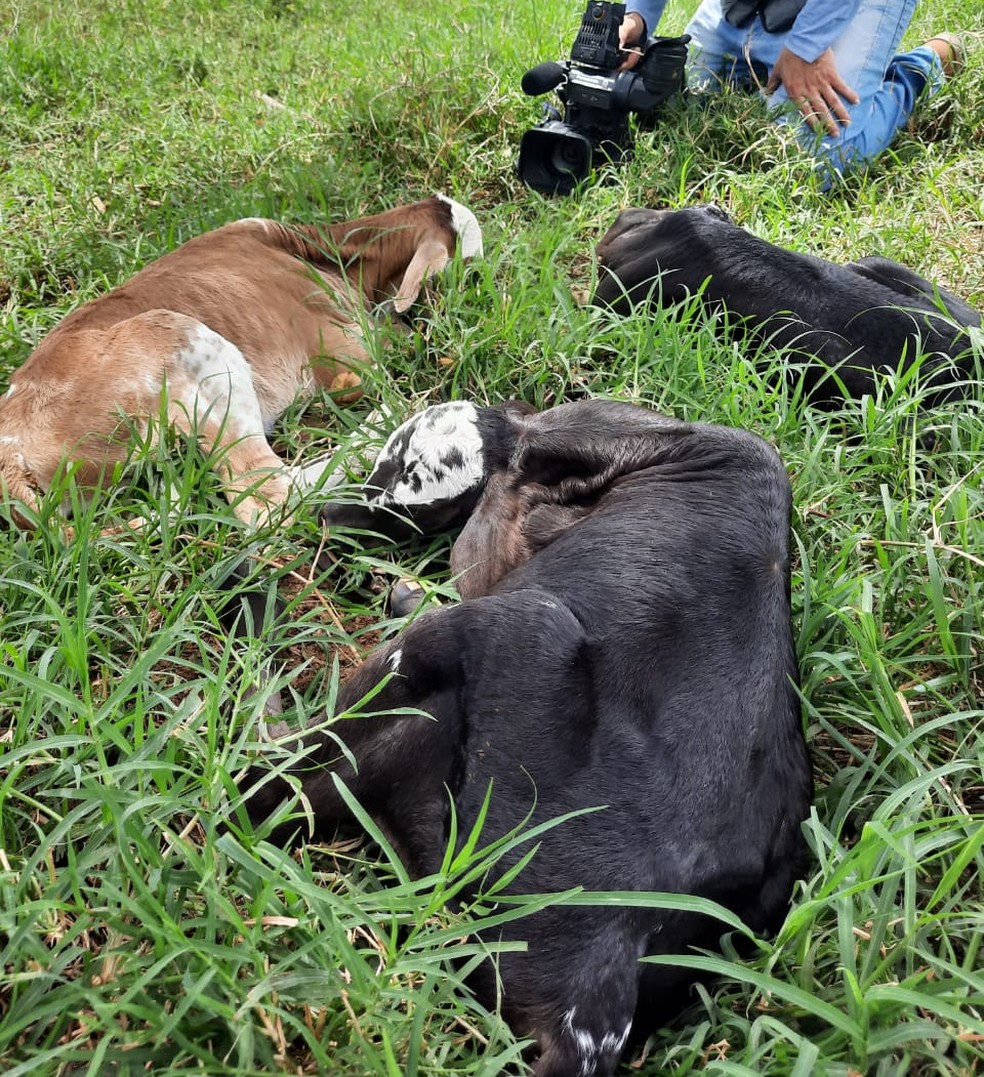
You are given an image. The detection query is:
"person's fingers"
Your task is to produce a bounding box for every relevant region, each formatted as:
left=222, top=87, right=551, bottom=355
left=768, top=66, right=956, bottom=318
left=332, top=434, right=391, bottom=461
left=796, top=99, right=821, bottom=133
left=797, top=96, right=839, bottom=137
left=819, top=103, right=841, bottom=137
left=825, top=89, right=853, bottom=129
left=830, top=73, right=860, bottom=106
left=764, top=48, right=859, bottom=136
left=618, top=13, right=645, bottom=48
left=618, top=47, right=644, bottom=71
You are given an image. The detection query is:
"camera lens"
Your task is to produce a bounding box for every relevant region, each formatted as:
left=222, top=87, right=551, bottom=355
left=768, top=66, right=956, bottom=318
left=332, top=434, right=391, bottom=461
left=550, top=140, right=587, bottom=173
left=517, top=125, right=593, bottom=194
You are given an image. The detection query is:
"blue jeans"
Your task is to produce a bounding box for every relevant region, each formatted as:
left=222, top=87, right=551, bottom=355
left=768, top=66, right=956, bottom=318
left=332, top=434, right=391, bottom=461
left=684, top=0, right=944, bottom=181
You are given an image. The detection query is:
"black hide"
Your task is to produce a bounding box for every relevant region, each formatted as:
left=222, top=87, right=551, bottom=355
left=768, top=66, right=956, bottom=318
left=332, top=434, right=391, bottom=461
left=593, top=205, right=980, bottom=404
left=238, top=398, right=812, bottom=1077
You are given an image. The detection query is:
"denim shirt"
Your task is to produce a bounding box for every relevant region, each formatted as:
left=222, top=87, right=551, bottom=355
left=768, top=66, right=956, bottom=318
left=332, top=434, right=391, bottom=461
left=627, top=0, right=863, bottom=63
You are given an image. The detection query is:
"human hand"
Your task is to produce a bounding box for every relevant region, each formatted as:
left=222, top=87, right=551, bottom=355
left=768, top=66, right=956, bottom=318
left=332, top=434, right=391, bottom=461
left=766, top=47, right=860, bottom=137
left=618, top=12, right=645, bottom=71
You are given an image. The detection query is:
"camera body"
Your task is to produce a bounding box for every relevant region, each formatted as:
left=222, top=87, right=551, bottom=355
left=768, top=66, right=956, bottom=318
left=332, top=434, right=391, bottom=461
left=517, top=2, right=689, bottom=195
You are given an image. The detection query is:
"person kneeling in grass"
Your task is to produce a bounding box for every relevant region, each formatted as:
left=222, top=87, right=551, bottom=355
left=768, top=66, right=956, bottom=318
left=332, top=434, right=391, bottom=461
left=617, top=0, right=964, bottom=184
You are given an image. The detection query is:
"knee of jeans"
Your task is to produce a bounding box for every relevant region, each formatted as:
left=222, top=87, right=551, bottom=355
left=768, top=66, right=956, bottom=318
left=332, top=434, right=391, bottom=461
left=687, top=53, right=759, bottom=94
left=765, top=106, right=860, bottom=183
left=891, top=47, right=944, bottom=105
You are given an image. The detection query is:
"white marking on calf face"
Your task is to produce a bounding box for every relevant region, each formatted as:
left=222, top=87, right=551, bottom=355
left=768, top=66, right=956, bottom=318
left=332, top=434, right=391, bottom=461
left=437, top=195, right=483, bottom=259
left=368, top=401, right=485, bottom=508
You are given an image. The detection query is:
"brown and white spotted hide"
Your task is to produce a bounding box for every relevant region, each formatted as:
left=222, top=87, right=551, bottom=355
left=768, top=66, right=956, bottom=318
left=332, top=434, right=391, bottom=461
left=0, top=195, right=482, bottom=529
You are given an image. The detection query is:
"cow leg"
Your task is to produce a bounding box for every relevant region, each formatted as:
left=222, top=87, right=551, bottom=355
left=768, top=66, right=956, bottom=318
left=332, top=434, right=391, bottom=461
left=237, top=600, right=476, bottom=864
left=512, top=912, right=643, bottom=1077
left=143, top=312, right=302, bottom=527
left=307, top=320, right=373, bottom=403
left=282, top=452, right=345, bottom=497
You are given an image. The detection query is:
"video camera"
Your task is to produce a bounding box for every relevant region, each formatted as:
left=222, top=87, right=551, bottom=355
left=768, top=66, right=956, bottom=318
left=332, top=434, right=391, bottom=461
left=517, top=1, right=689, bottom=195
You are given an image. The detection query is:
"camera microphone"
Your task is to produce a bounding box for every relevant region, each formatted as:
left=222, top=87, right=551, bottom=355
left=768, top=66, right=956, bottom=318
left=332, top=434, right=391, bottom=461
left=521, top=62, right=567, bottom=96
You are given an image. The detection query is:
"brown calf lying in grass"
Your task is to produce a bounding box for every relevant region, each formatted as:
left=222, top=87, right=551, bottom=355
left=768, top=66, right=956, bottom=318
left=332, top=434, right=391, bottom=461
left=0, top=195, right=482, bottom=530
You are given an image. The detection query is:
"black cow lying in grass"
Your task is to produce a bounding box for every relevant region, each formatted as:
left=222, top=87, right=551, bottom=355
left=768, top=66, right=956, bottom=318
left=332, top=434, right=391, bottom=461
left=236, top=398, right=813, bottom=1077
left=593, top=205, right=981, bottom=405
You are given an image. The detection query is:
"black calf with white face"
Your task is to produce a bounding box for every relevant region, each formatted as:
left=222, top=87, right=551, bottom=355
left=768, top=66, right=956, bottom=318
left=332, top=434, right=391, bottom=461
left=241, top=397, right=812, bottom=1076
left=594, top=204, right=980, bottom=404
left=320, top=399, right=533, bottom=539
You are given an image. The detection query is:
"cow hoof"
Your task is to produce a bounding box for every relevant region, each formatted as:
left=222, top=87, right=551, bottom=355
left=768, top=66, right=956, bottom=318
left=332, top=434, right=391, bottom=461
left=389, top=579, right=429, bottom=618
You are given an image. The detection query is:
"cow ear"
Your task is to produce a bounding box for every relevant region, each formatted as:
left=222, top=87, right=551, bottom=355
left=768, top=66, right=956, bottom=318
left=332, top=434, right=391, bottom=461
left=450, top=472, right=527, bottom=600
left=513, top=399, right=681, bottom=489
left=391, top=238, right=452, bottom=313
left=450, top=401, right=687, bottom=598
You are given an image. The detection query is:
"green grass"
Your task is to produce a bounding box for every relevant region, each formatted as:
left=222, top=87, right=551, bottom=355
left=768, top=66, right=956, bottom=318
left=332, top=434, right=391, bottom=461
left=1, top=0, right=983, bottom=1072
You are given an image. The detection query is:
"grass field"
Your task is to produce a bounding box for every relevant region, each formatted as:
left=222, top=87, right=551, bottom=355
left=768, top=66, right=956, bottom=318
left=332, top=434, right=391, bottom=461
left=1, top=0, right=983, bottom=1073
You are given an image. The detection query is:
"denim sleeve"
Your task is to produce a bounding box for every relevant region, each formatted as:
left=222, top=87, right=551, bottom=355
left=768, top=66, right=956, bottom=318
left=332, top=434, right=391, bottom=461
left=784, top=0, right=863, bottom=63
left=626, top=0, right=671, bottom=39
